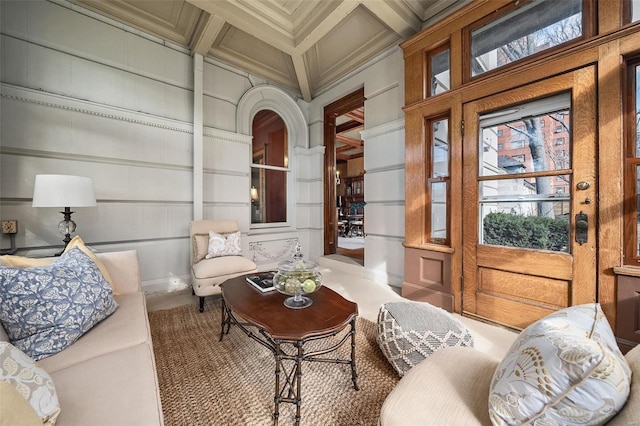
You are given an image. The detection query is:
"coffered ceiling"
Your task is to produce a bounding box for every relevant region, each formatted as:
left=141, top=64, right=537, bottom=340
left=70, top=0, right=470, bottom=101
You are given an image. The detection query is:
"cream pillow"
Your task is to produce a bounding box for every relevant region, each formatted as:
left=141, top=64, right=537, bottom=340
left=0, top=255, right=53, bottom=268
left=0, top=342, right=61, bottom=424
left=63, top=235, right=115, bottom=288
left=205, top=231, right=242, bottom=259
left=489, top=303, right=631, bottom=425
left=192, top=234, right=209, bottom=263
left=0, top=381, right=42, bottom=426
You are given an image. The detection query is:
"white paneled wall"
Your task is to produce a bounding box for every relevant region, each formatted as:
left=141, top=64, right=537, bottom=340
left=0, top=0, right=407, bottom=294
left=306, top=47, right=406, bottom=289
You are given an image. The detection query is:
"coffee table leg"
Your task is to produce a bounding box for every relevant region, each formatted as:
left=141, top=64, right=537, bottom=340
left=273, top=340, right=282, bottom=425
left=294, top=341, right=303, bottom=425
left=219, top=298, right=230, bottom=342
left=272, top=340, right=303, bottom=426
left=350, top=318, right=359, bottom=390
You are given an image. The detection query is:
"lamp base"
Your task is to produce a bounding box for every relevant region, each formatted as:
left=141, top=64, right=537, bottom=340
left=55, top=207, right=76, bottom=256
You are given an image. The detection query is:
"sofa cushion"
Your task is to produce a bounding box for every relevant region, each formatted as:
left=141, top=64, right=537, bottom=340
left=0, top=247, right=118, bottom=360
left=377, top=301, right=474, bottom=376
left=380, top=346, right=499, bottom=425
left=489, top=303, right=631, bottom=425
left=607, top=343, right=640, bottom=424
left=192, top=255, right=257, bottom=279
left=0, top=341, right=61, bottom=424
left=205, top=231, right=241, bottom=258
left=38, top=292, right=150, bottom=373
left=50, top=343, right=163, bottom=426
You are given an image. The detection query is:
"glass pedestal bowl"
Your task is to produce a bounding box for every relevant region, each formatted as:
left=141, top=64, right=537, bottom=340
left=273, top=244, right=322, bottom=309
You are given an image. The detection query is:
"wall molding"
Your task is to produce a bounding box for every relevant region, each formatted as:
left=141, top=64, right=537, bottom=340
left=360, top=117, right=405, bottom=140
left=294, top=145, right=325, bottom=156
left=366, top=164, right=405, bottom=174
left=0, top=147, right=193, bottom=172
left=1, top=83, right=194, bottom=134
left=203, top=127, right=252, bottom=145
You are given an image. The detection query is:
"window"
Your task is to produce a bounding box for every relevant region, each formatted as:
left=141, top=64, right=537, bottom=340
left=555, top=137, right=565, bottom=145
left=428, top=43, right=450, bottom=96
left=498, top=143, right=504, bottom=150
left=555, top=125, right=564, bottom=133
left=426, top=115, right=450, bottom=244
left=251, top=110, right=288, bottom=225
left=469, top=0, right=583, bottom=77
left=511, top=140, right=526, bottom=149
left=497, top=129, right=504, bottom=136
left=624, top=58, right=640, bottom=264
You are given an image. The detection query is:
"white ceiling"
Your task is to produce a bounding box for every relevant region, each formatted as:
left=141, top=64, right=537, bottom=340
left=70, top=0, right=470, bottom=101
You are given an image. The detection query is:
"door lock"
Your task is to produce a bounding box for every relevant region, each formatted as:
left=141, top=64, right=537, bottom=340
left=575, top=211, right=588, bottom=245
left=576, top=181, right=590, bottom=190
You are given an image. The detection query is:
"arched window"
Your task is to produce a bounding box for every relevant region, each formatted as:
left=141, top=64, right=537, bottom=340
left=251, top=110, right=288, bottom=224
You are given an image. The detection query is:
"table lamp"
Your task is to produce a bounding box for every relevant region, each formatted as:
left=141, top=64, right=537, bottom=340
left=32, top=174, right=96, bottom=252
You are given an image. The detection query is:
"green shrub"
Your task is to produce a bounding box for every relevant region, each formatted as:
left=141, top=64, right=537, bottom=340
left=483, top=212, right=569, bottom=251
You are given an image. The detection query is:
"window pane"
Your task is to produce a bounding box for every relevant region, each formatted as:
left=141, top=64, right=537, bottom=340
left=252, top=110, right=288, bottom=224
left=433, top=118, right=449, bottom=177
left=633, top=0, right=640, bottom=22
left=481, top=108, right=571, bottom=177
left=431, top=181, right=447, bottom=241
left=471, top=0, right=582, bottom=76
left=636, top=65, right=640, bottom=156
left=479, top=177, right=570, bottom=252
left=637, top=165, right=640, bottom=257
left=430, top=47, right=450, bottom=96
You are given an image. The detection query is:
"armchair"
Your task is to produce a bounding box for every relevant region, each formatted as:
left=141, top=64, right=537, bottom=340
left=190, top=220, right=257, bottom=312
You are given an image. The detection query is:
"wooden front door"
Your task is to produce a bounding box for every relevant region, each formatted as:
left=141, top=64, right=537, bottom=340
left=462, top=67, right=597, bottom=330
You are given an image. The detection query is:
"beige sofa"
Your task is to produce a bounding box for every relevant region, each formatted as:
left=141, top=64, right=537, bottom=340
left=0, top=250, right=164, bottom=426
left=380, top=329, right=640, bottom=425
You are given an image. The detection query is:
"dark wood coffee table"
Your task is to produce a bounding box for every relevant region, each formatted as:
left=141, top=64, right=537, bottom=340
left=219, top=275, right=359, bottom=425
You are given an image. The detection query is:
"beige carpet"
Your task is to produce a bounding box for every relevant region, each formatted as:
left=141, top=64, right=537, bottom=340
left=148, top=298, right=399, bottom=425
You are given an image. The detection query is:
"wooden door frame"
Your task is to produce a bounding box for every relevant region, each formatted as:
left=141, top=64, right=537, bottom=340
left=323, top=88, right=365, bottom=255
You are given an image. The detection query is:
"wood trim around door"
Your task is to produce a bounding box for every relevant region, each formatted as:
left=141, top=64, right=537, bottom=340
left=323, top=88, right=365, bottom=255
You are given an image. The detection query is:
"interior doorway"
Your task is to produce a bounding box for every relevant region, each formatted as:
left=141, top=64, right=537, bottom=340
left=323, top=89, right=365, bottom=259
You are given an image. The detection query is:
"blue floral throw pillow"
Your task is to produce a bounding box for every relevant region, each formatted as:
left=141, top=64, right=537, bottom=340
left=0, top=247, right=118, bottom=360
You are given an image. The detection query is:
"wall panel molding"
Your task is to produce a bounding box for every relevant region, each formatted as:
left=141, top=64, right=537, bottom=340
left=360, top=117, right=405, bottom=140
left=1, top=83, right=193, bottom=133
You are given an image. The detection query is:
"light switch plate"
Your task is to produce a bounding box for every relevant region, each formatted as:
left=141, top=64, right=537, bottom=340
left=2, top=220, right=17, bottom=234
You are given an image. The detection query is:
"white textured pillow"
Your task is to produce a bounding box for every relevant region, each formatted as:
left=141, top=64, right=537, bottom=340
left=0, top=341, right=61, bottom=424
left=205, top=231, right=242, bottom=259
left=489, top=303, right=631, bottom=425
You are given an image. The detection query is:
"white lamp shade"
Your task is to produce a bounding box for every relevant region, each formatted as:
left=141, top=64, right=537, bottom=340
left=32, top=175, right=97, bottom=208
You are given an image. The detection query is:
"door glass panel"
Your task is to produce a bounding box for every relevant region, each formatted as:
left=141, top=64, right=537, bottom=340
left=633, top=0, right=640, bottom=22
left=478, top=95, right=571, bottom=252
left=471, top=0, right=582, bottom=76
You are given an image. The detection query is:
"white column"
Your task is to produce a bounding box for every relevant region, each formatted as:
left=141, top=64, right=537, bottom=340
left=193, top=54, right=204, bottom=220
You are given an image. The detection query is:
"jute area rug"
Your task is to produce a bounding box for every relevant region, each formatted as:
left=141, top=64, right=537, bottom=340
left=148, top=297, right=399, bottom=425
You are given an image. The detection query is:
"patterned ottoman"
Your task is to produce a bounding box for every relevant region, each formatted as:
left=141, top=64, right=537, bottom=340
left=377, top=301, right=474, bottom=377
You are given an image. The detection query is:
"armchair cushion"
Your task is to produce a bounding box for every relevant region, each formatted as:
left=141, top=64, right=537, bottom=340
left=192, top=255, right=257, bottom=279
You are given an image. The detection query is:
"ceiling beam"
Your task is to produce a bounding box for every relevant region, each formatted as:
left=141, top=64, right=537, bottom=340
left=336, top=120, right=362, bottom=134
left=344, top=109, right=364, bottom=123
left=361, top=0, right=421, bottom=38
left=187, top=0, right=295, bottom=53
left=190, top=12, right=225, bottom=55
left=291, top=53, right=312, bottom=102
left=294, top=0, right=361, bottom=52
left=336, top=134, right=362, bottom=148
